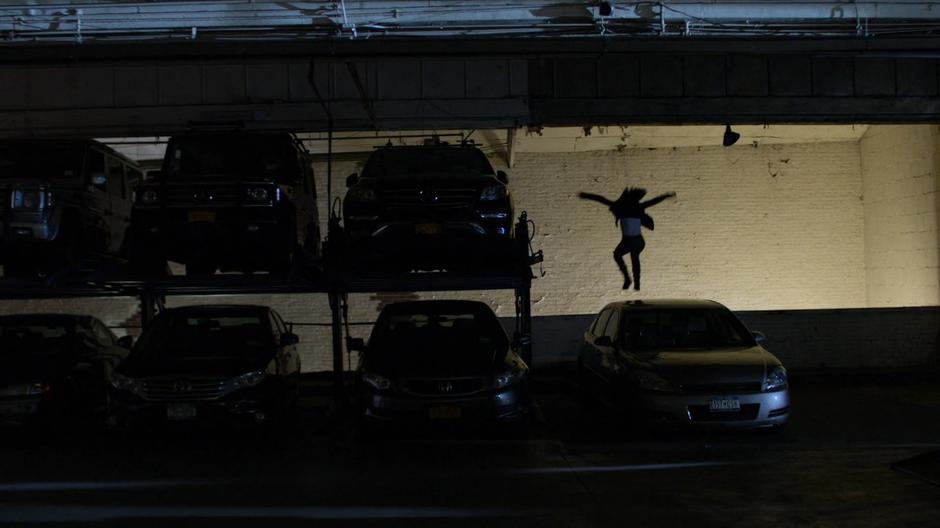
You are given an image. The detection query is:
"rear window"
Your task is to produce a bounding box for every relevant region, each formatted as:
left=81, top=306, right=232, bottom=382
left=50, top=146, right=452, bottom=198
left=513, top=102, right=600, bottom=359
left=164, top=135, right=299, bottom=182
left=0, top=143, right=85, bottom=180
left=362, top=147, right=494, bottom=178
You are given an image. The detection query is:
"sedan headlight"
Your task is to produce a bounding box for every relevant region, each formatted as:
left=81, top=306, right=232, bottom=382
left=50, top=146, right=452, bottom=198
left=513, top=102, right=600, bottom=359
left=634, top=370, right=677, bottom=393
left=479, top=184, right=507, bottom=201
left=347, top=186, right=378, bottom=203
left=362, top=371, right=391, bottom=390
left=245, top=186, right=272, bottom=203
left=230, top=370, right=266, bottom=390
left=12, top=189, right=44, bottom=210
left=110, top=373, right=143, bottom=395
left=494, top=368, right=527, bottom=389
left=763, top=366, right=788, bottom=392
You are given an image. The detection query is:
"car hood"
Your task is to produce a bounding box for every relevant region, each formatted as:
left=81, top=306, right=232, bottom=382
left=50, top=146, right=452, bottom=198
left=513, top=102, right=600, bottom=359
left=118, top=354, right=270, bottom=379
left=366, top=345, right=507, bottom=379
left=632, top=346, right=781, bottom=386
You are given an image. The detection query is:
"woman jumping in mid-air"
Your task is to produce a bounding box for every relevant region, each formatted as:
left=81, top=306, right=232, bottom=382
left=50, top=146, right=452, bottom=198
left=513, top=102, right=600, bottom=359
left=579, top=187, right=676, bottom=290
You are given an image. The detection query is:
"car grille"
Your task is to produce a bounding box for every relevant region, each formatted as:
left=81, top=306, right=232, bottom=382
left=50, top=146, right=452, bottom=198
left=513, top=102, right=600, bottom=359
left=139, top=377, right=230, bottom=402
left=163, top=184, right=241, bottom=207
left=680, top=383, right=763, bottom=395
left=383, top=187, right=479, bottom=208
left=404, top=377, right=486, bottom=397
left=687, top=403, right=760, bottom=422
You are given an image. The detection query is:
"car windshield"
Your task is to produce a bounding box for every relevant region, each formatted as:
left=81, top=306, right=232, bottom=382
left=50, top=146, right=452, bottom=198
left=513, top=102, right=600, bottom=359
left=368, top=304, right=508, bottom=372
left=362, top=147, right=495, bottom=178
left=0, top=143, right=85, bottom=180
left=133, top=313, right=272, bottom=361
left=164, top=135, right=299, bottom=181
left=621, top=308, right=754, bottom=350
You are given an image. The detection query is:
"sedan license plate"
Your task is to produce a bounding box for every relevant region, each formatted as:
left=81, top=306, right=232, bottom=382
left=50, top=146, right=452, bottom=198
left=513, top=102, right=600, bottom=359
left=428, top=405, right=462, bottom=420
left=187, top=210, right=216, bottom=223
left=167, top=404, right=197, bottom=420
left=709, top=397, right=741, bottom=413
left=415, top=223, right=443, bottom=235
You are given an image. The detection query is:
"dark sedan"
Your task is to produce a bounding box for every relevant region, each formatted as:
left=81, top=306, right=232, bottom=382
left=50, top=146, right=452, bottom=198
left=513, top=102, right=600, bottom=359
left=579, top=299, right=790, bottom=429
left=0, top=314, right=130, bottom=427
left=352, top=300, right=530, bottom=426
left=109, top=305, right=301, bottom=429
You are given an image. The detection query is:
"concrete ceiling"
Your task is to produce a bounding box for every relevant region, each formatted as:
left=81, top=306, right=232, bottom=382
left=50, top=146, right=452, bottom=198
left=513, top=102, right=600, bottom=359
left=104, top=124, right=872, bottom=163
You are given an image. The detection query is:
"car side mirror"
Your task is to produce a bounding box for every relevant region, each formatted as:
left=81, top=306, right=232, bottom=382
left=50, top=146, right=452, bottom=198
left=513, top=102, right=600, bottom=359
left=116, top=335, right=134, bottom=349
left=752, top=331, right=767, bottom=344
left=595, top=335, right=613, bottom=347
left=281, top=333, right=300, bottom=346
left=346, top=337, right=366, bottom=352
left=346, top=173, right=359, bottom=188
left=496, top=170, right=509, bottom=185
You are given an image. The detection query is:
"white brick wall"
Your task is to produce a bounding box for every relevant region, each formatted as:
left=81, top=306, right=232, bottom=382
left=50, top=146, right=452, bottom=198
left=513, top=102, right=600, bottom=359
left=860, top=125, right=940, bottom=307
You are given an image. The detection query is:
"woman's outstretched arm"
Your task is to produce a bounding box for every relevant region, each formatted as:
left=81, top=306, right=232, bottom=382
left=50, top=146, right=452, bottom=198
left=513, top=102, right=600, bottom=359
left=640, top=192, right=677, bottom=209
left=578, top=192, right=615, bottom=207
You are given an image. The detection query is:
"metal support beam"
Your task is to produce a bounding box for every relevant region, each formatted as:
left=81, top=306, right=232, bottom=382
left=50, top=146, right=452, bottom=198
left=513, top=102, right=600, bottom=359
left=328, top=289, right=346, bottom=409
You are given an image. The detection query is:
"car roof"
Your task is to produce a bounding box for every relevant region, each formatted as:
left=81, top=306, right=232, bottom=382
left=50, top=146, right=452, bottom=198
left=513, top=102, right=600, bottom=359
left=162, top=305, right=271, bottom=317
left=0, top=313, right=93, bottom=326
left=604, top=299, right=727, bottom=310
left=379, top=300, right=495, bottom=314
left=0, top=138, right=138, bottom=166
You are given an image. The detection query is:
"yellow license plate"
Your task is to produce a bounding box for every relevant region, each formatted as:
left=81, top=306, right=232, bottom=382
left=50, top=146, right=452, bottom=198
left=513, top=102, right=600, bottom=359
left=428, top=406, right=462, bottom=420
left=416, top=223, right=443, bottom=235
left=187, top=210, right=216, bottom=223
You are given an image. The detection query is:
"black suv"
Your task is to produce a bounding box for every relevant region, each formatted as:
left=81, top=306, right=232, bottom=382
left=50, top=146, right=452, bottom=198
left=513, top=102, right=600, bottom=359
left=342, top=143, right=512, bottom=268
left=109, top=305, right=301, bottom=429
left=0, top=139, right=141, bottom=277
left=129, top=132, right=320, bottom=275
left=351, top=300, right=530, bottom=426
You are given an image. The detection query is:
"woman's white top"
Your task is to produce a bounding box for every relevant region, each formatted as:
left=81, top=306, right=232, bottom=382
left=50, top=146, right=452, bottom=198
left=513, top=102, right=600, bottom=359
left=621, top=217, right=642, bottom=237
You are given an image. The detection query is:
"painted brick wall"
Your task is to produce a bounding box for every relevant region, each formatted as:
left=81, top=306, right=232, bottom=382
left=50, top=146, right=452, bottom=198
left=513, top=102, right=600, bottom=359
left=506, top=143, right=867, bottom=314
left=860, top=125, right=940, bottom=307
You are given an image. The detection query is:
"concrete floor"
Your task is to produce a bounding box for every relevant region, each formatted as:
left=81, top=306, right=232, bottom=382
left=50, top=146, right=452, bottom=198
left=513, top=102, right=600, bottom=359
left=1, top=378, right=939, bottom=527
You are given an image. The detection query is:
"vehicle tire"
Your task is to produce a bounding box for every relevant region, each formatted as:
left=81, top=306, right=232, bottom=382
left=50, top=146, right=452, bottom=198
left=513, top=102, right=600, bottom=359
left=3, top=258, right=38, bottom=278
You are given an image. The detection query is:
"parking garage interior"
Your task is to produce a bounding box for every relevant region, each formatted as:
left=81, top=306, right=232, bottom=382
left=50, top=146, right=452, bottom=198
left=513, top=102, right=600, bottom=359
left=1, top=2, right=940, bottom=527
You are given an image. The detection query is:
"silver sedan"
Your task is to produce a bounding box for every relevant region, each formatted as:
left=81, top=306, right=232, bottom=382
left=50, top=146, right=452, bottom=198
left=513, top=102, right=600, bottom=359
left=578, top=299, right=790, bottom=429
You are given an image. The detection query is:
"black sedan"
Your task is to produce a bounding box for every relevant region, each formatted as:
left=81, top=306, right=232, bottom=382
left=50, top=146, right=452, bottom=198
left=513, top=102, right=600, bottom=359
left=0, top=314, right=131, bottom=427
left=351, top=300, right=530, bottom=426
left=109, top=305, right=301, bottom=429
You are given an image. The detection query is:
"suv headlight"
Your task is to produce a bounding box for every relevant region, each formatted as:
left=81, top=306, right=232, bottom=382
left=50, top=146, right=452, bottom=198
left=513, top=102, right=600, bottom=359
left=137, top=188, right=160, bottom=205
left=362, top=371, right=391, bottom=390
left=347, top=186, right=378, bottom=203
left=230, top=370, right=266, bottom=390
left=494, top=368, right=527, bottom=389
left=245, top=186, right=272, bottom=203
left=763, top=366, right=788, bottom=392
left=479, top=184, right=507, bottom=201
left=110, top=373, right=143, bottom=395
left=634, top=370, right=677, bottom=393
left=12, top=189, right=43, bottom=210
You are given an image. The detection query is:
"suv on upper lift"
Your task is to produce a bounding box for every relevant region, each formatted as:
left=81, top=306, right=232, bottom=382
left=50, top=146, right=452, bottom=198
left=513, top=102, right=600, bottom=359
left=0, top=139, right=141, bottom=277
left=342, top=141, right=513, bottom=269
left=129, top=132, right=320, bottom=275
